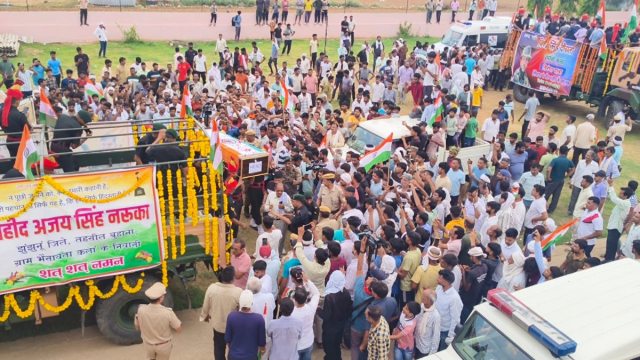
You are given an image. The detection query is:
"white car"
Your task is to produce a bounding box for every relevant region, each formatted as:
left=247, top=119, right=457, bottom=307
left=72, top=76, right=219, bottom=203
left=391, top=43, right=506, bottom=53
left=433, top=16, right=511, bottom=53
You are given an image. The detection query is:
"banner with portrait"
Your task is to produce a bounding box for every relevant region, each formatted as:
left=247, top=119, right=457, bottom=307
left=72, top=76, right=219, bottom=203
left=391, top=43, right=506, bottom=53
left=0, top=166, right=163, bottom=295
left=511, top=31, right=581, bottom=96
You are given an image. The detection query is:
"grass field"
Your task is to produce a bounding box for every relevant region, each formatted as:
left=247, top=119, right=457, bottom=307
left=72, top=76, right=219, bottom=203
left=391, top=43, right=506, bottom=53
left=14, top=36, right=437, bottom=76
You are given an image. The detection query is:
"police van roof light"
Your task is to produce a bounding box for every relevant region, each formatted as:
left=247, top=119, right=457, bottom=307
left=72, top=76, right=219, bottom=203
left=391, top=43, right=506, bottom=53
left=487, top=289, right=577, bottom=357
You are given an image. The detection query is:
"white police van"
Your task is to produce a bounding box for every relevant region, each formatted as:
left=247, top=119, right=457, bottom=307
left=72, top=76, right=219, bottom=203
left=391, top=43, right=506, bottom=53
left=425, top=258, right=640, bottom=360
left=433, top=16, right=512, bottom=52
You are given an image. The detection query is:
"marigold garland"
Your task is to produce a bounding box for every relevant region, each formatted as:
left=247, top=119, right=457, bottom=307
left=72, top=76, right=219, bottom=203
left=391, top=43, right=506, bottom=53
left=132, top=124, right=139, bottom=145
left=209, top=173, right=219, bottom=270
left=0, top=180, right=45, bottom=222
left=201, top=162, right=211, bottom=256
left=176, top=170, right=186, bottom=256
left=0, top=275, right=145, bottom=321
left=166, top=169, right=177, bottom=260
left=157, top=171, right=168, bottom=260
left=43, top=173, right=150, bottom=204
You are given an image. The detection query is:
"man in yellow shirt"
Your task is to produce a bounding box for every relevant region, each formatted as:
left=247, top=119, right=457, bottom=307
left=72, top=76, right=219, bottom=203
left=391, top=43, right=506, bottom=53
left=471, top=83, right=483, bottom=113
left=411, top=246, right=442, bottom=303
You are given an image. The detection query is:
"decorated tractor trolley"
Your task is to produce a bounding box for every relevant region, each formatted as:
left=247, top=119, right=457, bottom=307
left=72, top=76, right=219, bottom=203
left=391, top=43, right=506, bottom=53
left=0, top=117, right=258, bottom=345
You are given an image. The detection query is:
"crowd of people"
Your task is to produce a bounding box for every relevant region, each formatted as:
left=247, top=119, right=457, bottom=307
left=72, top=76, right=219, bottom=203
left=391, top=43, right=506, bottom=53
left=3, top=4, right=640, bottom=360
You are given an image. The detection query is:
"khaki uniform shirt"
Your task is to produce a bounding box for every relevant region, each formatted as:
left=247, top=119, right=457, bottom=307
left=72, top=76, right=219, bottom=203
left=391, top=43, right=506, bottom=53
left=314, top=217, right=340, bottom=240
left=199, top=282, right=243, bottom=333
left=135, top=303, right=181, bottom=345
left=319, top=185, right=344, bottom=212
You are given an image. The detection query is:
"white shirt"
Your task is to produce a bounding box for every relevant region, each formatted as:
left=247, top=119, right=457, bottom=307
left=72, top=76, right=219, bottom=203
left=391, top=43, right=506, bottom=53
left=422, top=62, right=438, bottom=86
left=263, top=191, right=293, bottom=214
left=480, top=214, right=498, bottom=247
left=371, top=82, right=385, bottom=103
left=251, top=291, right=276, bottom=329
left=17, top=70, right=34, bottom=92
left=576, top=209, right=603, bottom=246
left=194, top=55, right=207, bottom=72
left=94, top=26, right=108, bottom=41
left=345, top=258, right=367, bottom=298
left=300, top=57, right=311, bottom=74
left=560, top=123, right=577, bottom=149
left=254, top=229, right=283, bottom=257
left=570, top=159, right=599, bottom=187
left=215, top=38, right=227, bottom=53
left=290, top=281, right=320, bottom=350
left=524, top=197, right=547, bottom=229
left=481, top=117, right=500, bottom=142
left=343, top=208, right=365, bottom=225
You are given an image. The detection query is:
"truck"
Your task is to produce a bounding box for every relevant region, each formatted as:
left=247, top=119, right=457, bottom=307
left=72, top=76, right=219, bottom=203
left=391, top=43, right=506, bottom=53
left=425, top=258, right=640, bottom=360
left=342, top=116, right=492, bottom=173
left=0, top=118, right=241, bottom=345
left=502, top=28, right=640, bottom=125
left=434, top=17, right=512, bottom=53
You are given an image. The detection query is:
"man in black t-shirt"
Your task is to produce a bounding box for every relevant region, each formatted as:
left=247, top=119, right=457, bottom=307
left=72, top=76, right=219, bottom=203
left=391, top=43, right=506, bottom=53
left=460, top=246, right=488, bottom=322
left=185, top=42, right=198, bottom=68
left=145, top=128, right=187, bottom=175
left=74, top=47, right=90, bottom=76
left=135, top=123, right=166, bottom=165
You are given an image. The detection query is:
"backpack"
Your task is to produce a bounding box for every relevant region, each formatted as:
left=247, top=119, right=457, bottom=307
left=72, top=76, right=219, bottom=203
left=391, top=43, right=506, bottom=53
left=231, top=15, right=236, bottom=26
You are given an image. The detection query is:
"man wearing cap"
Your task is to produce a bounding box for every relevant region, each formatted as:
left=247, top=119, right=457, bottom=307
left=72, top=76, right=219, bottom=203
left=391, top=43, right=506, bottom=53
left=225, top=290, right=267, bottom=359
left=51, top=109, right=93, bottom=173
left=145, top=128, right=187, bottom=177
left=434, top=269, right=462, bottom=351
left=135, top=282, right=181, bottom=360
left=318, top=172, right=346, bottom=216
left=314, top=205, right=340, bottom=241
left=572, top=114, right=597, bottom=164
left=604, top=178, right=632, bottom=261
left=135, top=123, right=165, bottom=165
left=411, top=246, right=442, bottom=303
left=592, top=170, right=608, bottom=211
left=459, top=247, right=487, bottom=322
left=606, top=113, right=632, bottom=145
left=244, top=129, right=262, bottom=148
left=271, top=193, right=312, bottom=236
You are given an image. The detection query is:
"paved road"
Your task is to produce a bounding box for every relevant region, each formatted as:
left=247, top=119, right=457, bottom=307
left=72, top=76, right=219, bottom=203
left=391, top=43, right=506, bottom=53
left=1, top=10, right=630, bottom=43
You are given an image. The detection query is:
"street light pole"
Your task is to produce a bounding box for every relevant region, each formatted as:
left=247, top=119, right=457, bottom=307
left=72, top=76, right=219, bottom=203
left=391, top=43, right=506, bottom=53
left=323, top=14, right=328, bottom=53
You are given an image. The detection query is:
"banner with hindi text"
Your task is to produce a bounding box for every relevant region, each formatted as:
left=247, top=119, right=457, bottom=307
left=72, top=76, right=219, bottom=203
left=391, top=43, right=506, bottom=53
left=0, top=166, right=163, bottom=295
left=511, top=31, right=581, bottom=96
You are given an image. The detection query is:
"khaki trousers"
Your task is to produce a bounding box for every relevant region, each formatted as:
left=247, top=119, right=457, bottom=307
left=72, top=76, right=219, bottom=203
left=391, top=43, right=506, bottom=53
left=144, top=340, right=173, bottom=360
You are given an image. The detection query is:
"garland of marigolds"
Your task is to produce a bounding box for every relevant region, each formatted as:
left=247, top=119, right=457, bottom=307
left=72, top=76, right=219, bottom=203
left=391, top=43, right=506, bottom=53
left=0, top=275, right=144, bottom=322
left=166, top=169, right=177, bottom=260
left=202, top=162, right=211, bottom=256
left=176, top=169, right=186, bottom=256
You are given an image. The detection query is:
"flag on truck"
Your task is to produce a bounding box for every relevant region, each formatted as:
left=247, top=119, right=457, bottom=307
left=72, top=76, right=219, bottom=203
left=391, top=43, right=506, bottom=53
left=621, top=0, right=638, bottom=43
left=541, top=219, right=578, bottom=251
left=428, top=96, right=444, bottom=126
left=596, top=0, right=608, bottom=58
left=38, top=92, right=57, bottom=125
left=14, top=125, right=40, bottom=180
left=360, top=133, right=393, bottom=172
left=180, top=84, right=193, bottom=118
left=210, top=120, right=223, bottom=175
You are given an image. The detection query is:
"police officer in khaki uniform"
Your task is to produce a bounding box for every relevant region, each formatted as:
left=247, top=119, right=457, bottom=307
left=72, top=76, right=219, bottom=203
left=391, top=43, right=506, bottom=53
left=244, top=129, right=263, bottom=148
left=135, top=282, right=182, bottom=360
left=314, top=205, right=341, bottom=240
left=318, top=173, right=345, bottom=216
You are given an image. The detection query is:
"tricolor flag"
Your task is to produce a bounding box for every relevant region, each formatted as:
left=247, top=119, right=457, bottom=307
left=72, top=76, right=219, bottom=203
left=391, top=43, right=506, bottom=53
left=38, top=92, right=57, bottom=125
left=360, top=133, right=393, bottom=172
left=541, top=219, right=578, bottom=251
left=621, top=0, right=638, bottom=43
left=596, top=0, right=605, bottom=26
left=280, top=79, right=294, bottom=113
left=428, top=96, right=444, bottom=126
left=210, top=120, right=223, bottom=175
left=84, top=82, right=103, bottom=102
left=180, top=84, right=193, bottom=119
left=14, top=125, right=40, bottom=180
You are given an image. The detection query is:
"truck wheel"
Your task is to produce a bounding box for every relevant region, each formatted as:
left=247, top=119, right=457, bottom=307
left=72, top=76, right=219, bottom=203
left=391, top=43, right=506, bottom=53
left=95, top=276, right=174, bottom=345
left=513, top=84, right=529, bottom=103
left=604, top=99, right=624, bottom=127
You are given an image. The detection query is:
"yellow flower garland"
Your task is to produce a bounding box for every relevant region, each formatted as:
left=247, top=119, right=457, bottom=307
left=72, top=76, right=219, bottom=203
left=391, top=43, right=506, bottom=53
left=202, top=162, right=211, bottom=256
left=0, top=180, right=44, bottom=222
left=43, top=173, right=150, bottom=205
left=132, top=124, right=139, bottom=145
left=176, top=169, right=186, bottom=256
left=209, top=173, right=219, bottom=270
left=166, top=169, right=177, bottom=260
left=0, top=275, right=145, bottom=321
left=157, top=171, right=168, bottom=260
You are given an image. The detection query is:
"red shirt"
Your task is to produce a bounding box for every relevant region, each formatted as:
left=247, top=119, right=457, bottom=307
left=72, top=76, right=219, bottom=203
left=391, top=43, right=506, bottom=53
left=177, top=62, right=191, bottom=82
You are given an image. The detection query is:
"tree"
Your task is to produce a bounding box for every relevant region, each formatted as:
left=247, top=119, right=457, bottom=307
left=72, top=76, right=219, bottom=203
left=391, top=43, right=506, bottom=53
left=556, top=0, right=578, bottom=16
left=527, top=0, right=552, bottom=17
left=578, top=0, right=599, bottom=17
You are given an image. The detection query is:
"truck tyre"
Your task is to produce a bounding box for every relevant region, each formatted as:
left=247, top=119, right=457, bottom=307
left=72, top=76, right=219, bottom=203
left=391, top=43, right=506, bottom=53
left=513, top=84, right=529, bottom=103
left=604, top=99, right=624, bottom=127
left=95, top=275, right=174, bottom=345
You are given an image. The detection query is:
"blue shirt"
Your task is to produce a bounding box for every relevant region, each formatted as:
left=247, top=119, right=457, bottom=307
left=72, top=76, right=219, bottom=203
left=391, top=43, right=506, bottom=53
left=233, top=14, right=242, bottom=27
left=507, top=150, right=528, bottom=181
left=447, top=169, right=466, bottom=196
left=548, top=155, right=574, bottom=182
left=267, top=315, right=303, bottom=360
left=32, top=64, right=45, bottom=83
left=593, top=181, right=607, bottom=200
left=351, top=275, right=398, bottom=333
left=465, top=58, right=476, bottom=75
left=614, top=146, right=623, bottom=164
left=47, top=58, right=62, bottom=76
left=471, top=165, right=489, bottom=187
left=282, top=258, right=301, bottom=279
left=225, top=311, right=266, bottom=360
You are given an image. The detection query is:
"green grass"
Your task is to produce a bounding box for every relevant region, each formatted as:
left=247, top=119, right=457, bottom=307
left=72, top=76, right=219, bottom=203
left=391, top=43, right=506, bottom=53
left=15, top=36, right=438, bottom=76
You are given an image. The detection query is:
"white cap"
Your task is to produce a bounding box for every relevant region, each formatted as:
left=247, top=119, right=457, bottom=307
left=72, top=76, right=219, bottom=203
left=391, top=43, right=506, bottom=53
left=239, top=289, right=254, bottom=309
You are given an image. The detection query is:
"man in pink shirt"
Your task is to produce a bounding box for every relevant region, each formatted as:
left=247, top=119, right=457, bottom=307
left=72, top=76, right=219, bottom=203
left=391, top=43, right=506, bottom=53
left=525, top=111, right=548, bottom=140
left=231, top=239, right=252, bottom=288
left=303, top=70, right=318, bottom=102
